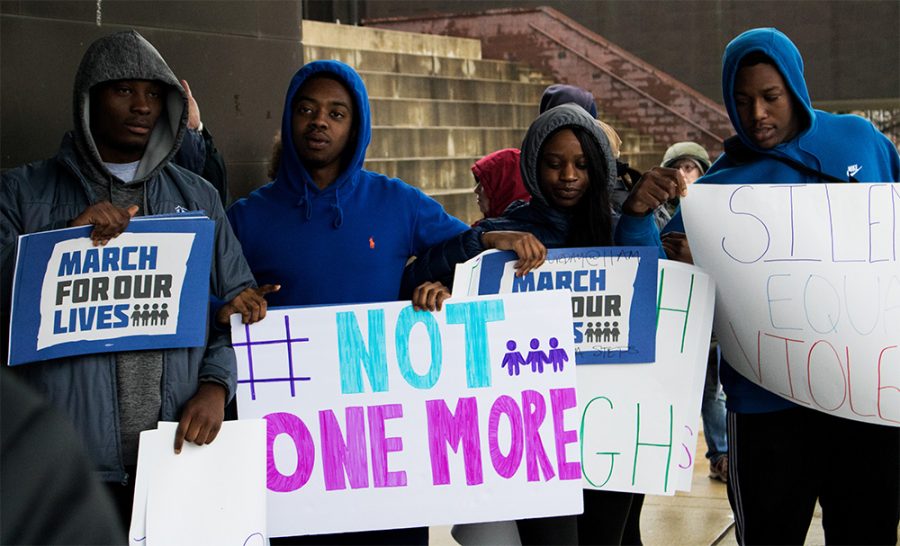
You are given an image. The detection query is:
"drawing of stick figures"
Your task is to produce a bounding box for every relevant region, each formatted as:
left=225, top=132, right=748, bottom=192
left=131, top=304, right=141, bottom=326
left=160, top=303, right=169, bottom=326
left=501, top=340, right=525, bottom=376
left=611, top=321, right=620, bottom=342
left=603, top=321, right=611, bottom=342
left=548, top=337, right=569, bottom=372
left=525, top=338, right=548, bottom=373
left=150, top=303, right=159, bottom=326
left=585, top=322, right=594, bottom=343
left=141, top=304, right=150, bottom=326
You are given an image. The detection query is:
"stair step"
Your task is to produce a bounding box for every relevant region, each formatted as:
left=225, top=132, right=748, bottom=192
left=364, top=157, right=481, bottom=192
left=369, top=126, right=526, bottom=159
left=303, top=20, right=482, bottom=59
left=370, top=98, right=539, bottom=127
left=361, top=71, right=546, bottom=102
left=303, top=45, right=538, bottom=82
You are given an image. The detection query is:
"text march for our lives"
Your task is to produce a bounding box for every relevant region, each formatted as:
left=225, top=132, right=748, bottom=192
left=453, top=248, right=717, bottom=495
left=7, top=213, right=214, bottom=366
left=455, top=247, right=659, bottom=365
left=682, top=183, right=900, bottom=427
left=232, top=292, right=583, bottom=537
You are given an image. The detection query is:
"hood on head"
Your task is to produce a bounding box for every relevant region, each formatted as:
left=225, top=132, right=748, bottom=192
left=275, top=60, right=371, bottom=197
left=519, top=103, right=617, bottom=208
left=539, top=84, right=598, bottom=118
left=721, top=27, right=814, bottom=151
left=471, top=148, right=530, bottom=218
left=73, top=30, right=187, bottom=183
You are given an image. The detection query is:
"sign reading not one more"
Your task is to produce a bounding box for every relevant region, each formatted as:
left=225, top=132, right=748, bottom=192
left=233, top=291, right=583, bottom=537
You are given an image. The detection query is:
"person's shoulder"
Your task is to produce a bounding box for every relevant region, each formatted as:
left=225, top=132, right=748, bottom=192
left=226, top=181, right=279, bottom=218
left=361, top=169, right=420, bottom=193
left=2, top=156, right=62, bottom=182
left=1, top=156, right=68, bottom=198
left=814, top=110, right=874, bottom=131
left=357, top=169, right=433, bottom=205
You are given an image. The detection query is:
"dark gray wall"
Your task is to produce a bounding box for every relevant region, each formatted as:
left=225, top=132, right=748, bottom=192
left=1, top=0, right=303, bottom=201
left=359, top=0, right=900, bottom=104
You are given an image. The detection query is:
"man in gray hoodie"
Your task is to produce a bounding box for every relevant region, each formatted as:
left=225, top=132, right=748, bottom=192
left=0, top=30, right=259, bottom=523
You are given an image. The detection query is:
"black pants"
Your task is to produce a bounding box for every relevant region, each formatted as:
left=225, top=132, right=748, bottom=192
left=516, top=489, right=643, bottom=545
left=727, top=407, right=899, bottom=545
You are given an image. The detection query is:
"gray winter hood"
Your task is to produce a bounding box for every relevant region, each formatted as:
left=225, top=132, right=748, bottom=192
left=73, top=30, right=187, bottom=184
left=519, top=103, right=617, bottom=207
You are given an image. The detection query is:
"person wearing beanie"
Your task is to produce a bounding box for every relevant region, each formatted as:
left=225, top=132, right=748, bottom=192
left=660, top=141, right=711, bottom=184
left=661, top=143, right=729, bottom=487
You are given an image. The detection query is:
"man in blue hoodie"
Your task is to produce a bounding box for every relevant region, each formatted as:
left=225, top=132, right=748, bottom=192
left=226, top=60, right=468, bottom=543
left=616, top=28, right=899, bottom=545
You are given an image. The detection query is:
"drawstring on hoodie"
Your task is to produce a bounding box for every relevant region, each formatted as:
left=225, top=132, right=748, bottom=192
left=295, top=182, right=345, bottom=228
left=296, top=184, right=312, bottom=221
left=330, top=186, right=344, bottom=228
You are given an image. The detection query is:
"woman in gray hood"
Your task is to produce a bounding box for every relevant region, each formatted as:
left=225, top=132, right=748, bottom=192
left=407, top=104, right=640, bottom=545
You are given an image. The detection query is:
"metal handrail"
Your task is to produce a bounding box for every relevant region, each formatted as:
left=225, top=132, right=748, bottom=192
left=528, top=22, right=725, bottom=143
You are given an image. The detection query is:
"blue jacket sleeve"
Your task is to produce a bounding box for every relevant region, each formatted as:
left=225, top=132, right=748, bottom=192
left=400, top=228, right=484, bottom=299
left=615, top=212, right=666, bottom=259
left=173, top=129, right=206, bottom=175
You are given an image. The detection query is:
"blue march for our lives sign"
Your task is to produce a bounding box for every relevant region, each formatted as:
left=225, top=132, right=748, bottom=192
left=456, top=247, right=658, bottom=364
left=8, top=214, right=214, bottom=366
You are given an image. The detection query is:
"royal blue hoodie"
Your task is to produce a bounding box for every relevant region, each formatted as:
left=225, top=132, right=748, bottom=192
left=227, top=60, right=468, bottom=306
left=616, top=28, right=900, bottom=413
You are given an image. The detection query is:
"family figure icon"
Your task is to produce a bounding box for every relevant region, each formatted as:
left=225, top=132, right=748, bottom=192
left=501, top=338, right=569, bottom=376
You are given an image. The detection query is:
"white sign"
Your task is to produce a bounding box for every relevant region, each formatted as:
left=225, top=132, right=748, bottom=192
left=233, top=292, right=583, bottom=537
left=682, top=183, right=900, bottom=426
left=130, top=420, right=267, bottom=546
left=38, top=233, right=193, bottom=349
left=455, top=253, right=715, bottom=494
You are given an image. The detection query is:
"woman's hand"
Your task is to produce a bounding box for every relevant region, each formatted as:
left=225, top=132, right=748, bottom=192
left=661, top=232, right=693, bottom=264
left=412, top=281, right=451, bottom=312
left=481, top=231, right=547, bottom=276
left=622, top=167, right=687, bottom=216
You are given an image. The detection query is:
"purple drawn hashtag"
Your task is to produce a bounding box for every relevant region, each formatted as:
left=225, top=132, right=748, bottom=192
left=233, top=315, right=311, bottom=400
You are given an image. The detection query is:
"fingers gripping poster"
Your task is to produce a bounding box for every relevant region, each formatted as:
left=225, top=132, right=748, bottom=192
left=682, top=183, right=900, bottom=427
left=232, top=292, right=583, bottom=538
left=8, top=214, right=214, bottom=366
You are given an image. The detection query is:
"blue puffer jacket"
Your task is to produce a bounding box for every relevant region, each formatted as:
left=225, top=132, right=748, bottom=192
left=0, top=30, right=255, bottom=483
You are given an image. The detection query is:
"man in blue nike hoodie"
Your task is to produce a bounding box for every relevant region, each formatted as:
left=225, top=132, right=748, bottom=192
left=616, top=28, right=899, bottom=545
left=226, top=60, right=468, bottom=543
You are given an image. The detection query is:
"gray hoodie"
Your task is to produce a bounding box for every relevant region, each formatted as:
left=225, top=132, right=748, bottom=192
left=74, top=30, right=188, bottom=190
left=1, top=30, right=254, bottom=483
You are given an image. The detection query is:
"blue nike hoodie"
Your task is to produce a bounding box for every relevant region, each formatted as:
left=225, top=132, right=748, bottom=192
left=227, top=60, right=468, bottom=306
left=616, top=28, right=900, bottom=413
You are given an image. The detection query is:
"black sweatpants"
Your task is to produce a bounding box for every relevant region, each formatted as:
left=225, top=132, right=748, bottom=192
left=727, top=407, right=899, bottom=545
left=516, top=489, right=643, bottom=545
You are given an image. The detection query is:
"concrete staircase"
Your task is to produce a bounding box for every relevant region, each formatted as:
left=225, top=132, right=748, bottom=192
left=366, top=8, right=732, bottom=157
left=301, top=20, right=668, bottom=224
